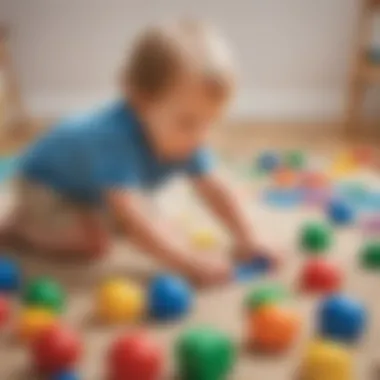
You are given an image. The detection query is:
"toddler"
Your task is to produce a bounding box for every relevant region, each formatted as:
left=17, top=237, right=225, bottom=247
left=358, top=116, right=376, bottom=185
left=1, top=20, right=277, bottom=285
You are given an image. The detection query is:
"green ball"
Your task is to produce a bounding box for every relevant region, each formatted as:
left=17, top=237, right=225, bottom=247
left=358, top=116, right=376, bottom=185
left=244, top=283, right=287, bottom=311
left=23, top=277, right=65, bottom=314
left=176, top=327, right=236, bottom=380
left=360, top=241, right=380, bottom=270
left=284, top=150, right=305, bottom=170
left=299, top=222, right=333, bottom=254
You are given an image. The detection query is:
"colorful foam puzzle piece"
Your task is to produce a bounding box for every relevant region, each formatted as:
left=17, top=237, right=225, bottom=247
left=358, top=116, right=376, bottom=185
left=263, top=188, right=304, bottom=208
left=235, top=256, right=271, bottom=282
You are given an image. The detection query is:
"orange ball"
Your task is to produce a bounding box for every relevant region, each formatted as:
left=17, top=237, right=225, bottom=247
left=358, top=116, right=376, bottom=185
left=16, top=308, right=56, bottom=343
left=247, top=306, right=300, bottom=352
left=273, top=168, right=298, bottom=188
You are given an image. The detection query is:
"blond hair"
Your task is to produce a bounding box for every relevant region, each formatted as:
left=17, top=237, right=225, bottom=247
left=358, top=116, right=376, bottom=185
left=126, top=20, right=235, bottom=99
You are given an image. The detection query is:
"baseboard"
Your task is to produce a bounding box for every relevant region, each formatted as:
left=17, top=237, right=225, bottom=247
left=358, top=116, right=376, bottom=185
left=26, top=89, right=346, bottom=127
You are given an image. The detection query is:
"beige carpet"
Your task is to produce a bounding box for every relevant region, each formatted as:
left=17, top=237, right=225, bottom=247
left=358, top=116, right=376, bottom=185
left=0, top=163, right=378, bottom=380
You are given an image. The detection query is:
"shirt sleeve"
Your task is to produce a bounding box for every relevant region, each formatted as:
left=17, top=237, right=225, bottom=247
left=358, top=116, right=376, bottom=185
left=185, top=147, right=216, bottom=177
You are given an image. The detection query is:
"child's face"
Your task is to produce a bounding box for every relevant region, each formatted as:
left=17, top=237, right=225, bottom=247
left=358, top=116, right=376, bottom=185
left=140, top=75, right=230, bottom=159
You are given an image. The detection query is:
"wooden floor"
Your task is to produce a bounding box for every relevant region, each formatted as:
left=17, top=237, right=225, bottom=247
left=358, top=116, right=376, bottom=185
left=1, top=119, right=380, bottom=157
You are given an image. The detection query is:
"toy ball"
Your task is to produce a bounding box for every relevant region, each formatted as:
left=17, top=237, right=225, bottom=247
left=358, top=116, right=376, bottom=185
left=318, top=294, right=367, bottom=343
left=51, top=370, right=80, bottom=380
left=352, top=146, right=373, bottom=166
left=257, top=151, right=280, bottom=173
left=244, top=283, right=288, bottom=311
left=284, top=150, right=305, bottom=170
left=326, top=199, right=355, bottom=226
left=176, top=326, right=236, bottom=380
left=300, top=171, right=329, bottom=190
left=299, top=222, right=333, bottom=255
left=97, top=278, right=145, bottom=324
left=108, top=332, right=163, bottom=380
left=0, top=256, right=21, bottom=292
left=300, top=258, right=342, bottom=294
left=247, top=306, right=301, bottom=352
left=31, top=325, right=81, bottom=375
left=300, top=340, right=353, bottom=380
left=191, top=229, right=217, bottom=250
left=16, top=308, right=56, bottom=343
left=23, top=277, right=65, bottom=315
left=360, top=240, right=380, bottom=270
left=0, top=295, right=10, bottom=328
left=148, top=275, right=193, bottom=321
left=273, top=168, right=298, bottom=188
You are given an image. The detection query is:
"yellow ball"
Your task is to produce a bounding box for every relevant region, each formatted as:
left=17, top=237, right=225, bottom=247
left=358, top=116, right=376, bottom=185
left=96, top=279, right=145, bottom=323
left=191, top=229, right=217, bottom=250
left=16, top=308, right=56, bottom=343
left=300, top=340, right=353, bottom=380
left=329, top=152, right=358, bottom=178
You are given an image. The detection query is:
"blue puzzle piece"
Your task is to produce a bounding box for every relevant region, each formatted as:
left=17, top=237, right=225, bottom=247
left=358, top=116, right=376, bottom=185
left=235, top=256, right=271, bottom=282
left=51, top=370, right=79, bottom=380
left=263, top=188, right=304, bottom=208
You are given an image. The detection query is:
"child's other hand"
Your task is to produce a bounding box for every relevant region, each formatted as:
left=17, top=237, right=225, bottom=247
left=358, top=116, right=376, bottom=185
left=233, top=239, right=281, bottom=269
left=185, top=255, right=232, bottom=286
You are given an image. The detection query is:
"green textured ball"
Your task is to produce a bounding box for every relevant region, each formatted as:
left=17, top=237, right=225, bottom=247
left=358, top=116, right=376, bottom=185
left=299, top=222, right=333, bottom=254
left=176, top=327, right=236, bottom=380
left=284, top=150, right=305, bottom=170
left=360, top=241, right=380, bottom=270
left=23, top=277, right=65, bottom=314
left=244, top=283, right=287, bottom=311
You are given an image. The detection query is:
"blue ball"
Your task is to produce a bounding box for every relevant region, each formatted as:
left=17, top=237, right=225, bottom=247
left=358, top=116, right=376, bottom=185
left=327, top=199, right=355, bottom=225
left=148, top=275, right=193, bottom=321
left=0, top=256, right=21, bottom=293
left=257, top=152, right=280, bottom=172
left=318, top=294, right=367, bottom=343
left=51, top=370, right=79, bottom=380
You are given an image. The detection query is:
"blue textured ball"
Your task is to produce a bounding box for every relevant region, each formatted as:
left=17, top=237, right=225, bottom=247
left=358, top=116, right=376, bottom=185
left=0, top=256, right=21, bottom=293
left=257, top=152, right=280, bottom=172
left=148, top=275, right=193, bottom=321
left=327, top=199, right=355, bottom=225
left=318, top=294, right=367, bottom=343
left=51, top=370, right=79, bottom=380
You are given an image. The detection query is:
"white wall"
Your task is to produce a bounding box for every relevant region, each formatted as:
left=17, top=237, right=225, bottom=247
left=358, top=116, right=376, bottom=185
left=1, top=0, right=363, bottom=121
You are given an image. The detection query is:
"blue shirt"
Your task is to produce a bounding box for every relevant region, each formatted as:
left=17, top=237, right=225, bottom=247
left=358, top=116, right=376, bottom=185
left=19, top=100, right=214, bottom=204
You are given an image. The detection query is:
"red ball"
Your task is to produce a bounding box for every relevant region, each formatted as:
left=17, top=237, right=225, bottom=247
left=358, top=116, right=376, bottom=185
left=300, top=258, right=342, bottom=294
left=301, top=171, right=330, bottom=190
left=31, top=325, right=81, bottom=374
left=352, top=146, right=374, bottom=166
left=108, top=332, right=163, bottom=380
left=0, top=296, right=10, bottom=327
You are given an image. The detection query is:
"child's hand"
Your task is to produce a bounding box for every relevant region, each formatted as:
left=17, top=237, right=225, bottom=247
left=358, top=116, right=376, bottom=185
left=233, top=239, right=281, bottom=269
left=184, top=255, right=232, bottom=286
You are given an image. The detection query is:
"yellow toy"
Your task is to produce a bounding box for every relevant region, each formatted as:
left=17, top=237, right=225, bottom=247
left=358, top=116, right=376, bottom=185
left=96, top=278, right=145, bottom=324
left=329, top=151, right=358, bottom=179
left=16, top=308, right=56, bottom=343
left=191, top=229, right=217, bottom=250
left=299, top=340, right=353, bottom=380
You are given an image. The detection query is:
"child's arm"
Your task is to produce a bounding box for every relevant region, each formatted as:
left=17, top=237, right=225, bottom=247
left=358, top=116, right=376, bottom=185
left=191, top=173, right=278, bottom=262
left=106, top=190, right=231, bottom=285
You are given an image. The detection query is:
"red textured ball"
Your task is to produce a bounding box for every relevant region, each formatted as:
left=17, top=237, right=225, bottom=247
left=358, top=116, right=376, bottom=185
left=31, top=325, right=81, bottom=374
left=300, top=258, right=342, bottom=294
left=0, top=296, right=10, bottom=327
left=352, top=146, right=374, bottom=166
left=108, top=332, right=163, bottom=380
